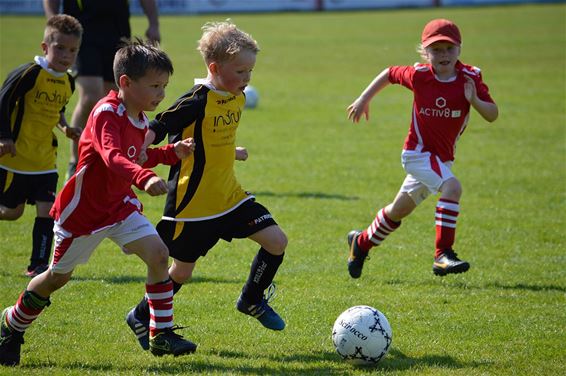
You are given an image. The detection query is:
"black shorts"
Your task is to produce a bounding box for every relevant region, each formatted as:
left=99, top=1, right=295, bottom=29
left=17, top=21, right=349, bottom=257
left=156, top=199, right=277, bottom=263
left=76, top=41, right=120, bottom=82
left=0, top=169, right=58, bottom=208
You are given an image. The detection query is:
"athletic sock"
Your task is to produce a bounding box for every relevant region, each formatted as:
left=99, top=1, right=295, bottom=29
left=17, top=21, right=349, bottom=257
left=435, top=198, right=460, bottom=257
left=241, top=248, right=284, bottom=303
left=147, top=279, right=173, bottom=337
left=6, top=290, right=50, bottom=332
left=135, top=277, right=182, bottom=321
left=30, top=217, right=54, bottom=267
left=358, top=208, right=401, bottom=251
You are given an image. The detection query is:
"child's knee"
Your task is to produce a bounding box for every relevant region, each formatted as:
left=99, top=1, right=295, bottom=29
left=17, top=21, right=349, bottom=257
left=267, top=230, right=288, bottom=255
left=0, top=204, right=24, bottom=220
left=442, top=178, right=462, bottom=200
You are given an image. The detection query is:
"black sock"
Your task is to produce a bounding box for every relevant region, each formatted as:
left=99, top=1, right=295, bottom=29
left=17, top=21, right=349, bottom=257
left=30, top=217, right=54, bottom=268
left=135, top=277, right=183, bottom=320
left=242, top=248, right=284, bottom=303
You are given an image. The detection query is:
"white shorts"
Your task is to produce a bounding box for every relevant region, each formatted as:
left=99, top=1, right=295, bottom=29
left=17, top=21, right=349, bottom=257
left=51, top=211, right=158, bottom=274
left=399, top=150, right=455, bottom=205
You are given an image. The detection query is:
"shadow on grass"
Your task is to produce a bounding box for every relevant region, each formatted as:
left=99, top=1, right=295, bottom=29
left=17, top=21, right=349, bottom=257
left=67, top=275, right=239, bottom=285
left=254, top=190, right=359, bottom=201
left=385, top=278, right=566, bottom=293
left=380, top=348, right=490, bottom=371
left=20, top=348, right=487, bottom=375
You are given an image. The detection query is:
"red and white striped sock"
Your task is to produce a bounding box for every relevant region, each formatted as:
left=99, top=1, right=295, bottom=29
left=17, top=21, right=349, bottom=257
left=147, top=279, right=174, bottom=338
left=435, top=198, right=460, bottom=257
left=358, top=208, right=401, bottom=251
left=5, top=290, right=50, bottom=333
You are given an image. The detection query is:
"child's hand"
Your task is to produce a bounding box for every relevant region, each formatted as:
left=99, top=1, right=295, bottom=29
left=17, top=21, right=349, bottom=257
left=347, top=98, right=370, bottom=123
left=235, top=146, right=248, bottom=161
left=174, top=138, right=196, bottom=159
left=65, top=126, right=82, bottom=141
left=464, top=75, right=478, bottom=104
left=65, top=126, right=81, bottom=141
left=144, top=176, right=168, bottom=196
left=136, top=149, right=148, bottom=166
left=0, top=138, right=16, bottom=157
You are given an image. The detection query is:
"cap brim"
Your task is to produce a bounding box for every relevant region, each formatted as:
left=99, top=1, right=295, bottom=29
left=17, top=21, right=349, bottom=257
left=422, top=36, right=460, bottom=48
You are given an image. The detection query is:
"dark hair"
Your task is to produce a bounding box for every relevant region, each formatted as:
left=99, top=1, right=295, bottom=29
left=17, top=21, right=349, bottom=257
left=44, top=14, right=83, bottom=43
left=113, top=38, right=174, bottom=86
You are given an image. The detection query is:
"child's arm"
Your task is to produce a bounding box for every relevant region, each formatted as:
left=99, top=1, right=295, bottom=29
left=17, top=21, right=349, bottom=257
left=42, top=0, right=61, bottom=18
left=142, top=138, right=195, bottom=168
left=347, top=68, right=391, bottom=123
left=56, top=113, right=81, bottom=140
left=465, top=75, right=498, bottom=122
left=0, top=139, right=16, bottom=157
left=143, top=176, right=169, bottom=196
left=235, top=146, right=248, bottom=161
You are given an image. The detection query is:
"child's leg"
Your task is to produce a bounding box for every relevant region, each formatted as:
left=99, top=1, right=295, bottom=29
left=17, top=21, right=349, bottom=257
left=133, top=260, right=190, bottom=325
left=243, top=225, right=287, bottom=302
left=235, top=225, right=287, bottom=331
left=356, top=191, right=412, bottom=252
left=0, top=204, right=24, bottom=220
left=124, top=235, right=172, bottom=334
left=4, top=270, right=72, bottom=332
left=435, top=177, right=462, bottom=257
left=124, top=234, right=197, bottom=355
left=28, top=201, right=55, bottom=274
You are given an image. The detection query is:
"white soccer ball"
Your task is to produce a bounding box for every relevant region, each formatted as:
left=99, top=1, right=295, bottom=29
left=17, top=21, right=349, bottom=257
left=332, top=305, right=392, bottom=365
left=244, top=85, right=259, bottom=109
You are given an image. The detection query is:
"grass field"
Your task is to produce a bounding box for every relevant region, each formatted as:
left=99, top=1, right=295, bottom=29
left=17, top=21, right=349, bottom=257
left=0, top=3, right=565, bottom=375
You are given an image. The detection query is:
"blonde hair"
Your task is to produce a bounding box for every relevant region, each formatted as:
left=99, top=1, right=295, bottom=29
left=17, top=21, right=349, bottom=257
left=197, top=20, right=259, bottom=64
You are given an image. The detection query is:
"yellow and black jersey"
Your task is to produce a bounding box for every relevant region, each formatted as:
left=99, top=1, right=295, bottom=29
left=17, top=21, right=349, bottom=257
left=0, top=57, right=74, bottom=173
left=150, top=81, right=251, bottom=221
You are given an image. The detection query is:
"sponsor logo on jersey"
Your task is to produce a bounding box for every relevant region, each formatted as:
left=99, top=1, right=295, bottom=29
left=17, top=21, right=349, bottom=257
left=419, top=96, right=461, bottom=118
left=213, top=109, right=241, bottom=128
left=34, top=88, right=68, bottom=106
left=216, top=95, right=236, bottom=105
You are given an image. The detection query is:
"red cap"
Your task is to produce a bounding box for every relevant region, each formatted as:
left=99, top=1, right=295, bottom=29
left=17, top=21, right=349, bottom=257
left=421, top=19, right=461, bottom=48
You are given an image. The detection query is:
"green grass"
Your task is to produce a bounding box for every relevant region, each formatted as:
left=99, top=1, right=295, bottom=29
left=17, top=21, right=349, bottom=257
left=1, top=3, right=565, bottom=375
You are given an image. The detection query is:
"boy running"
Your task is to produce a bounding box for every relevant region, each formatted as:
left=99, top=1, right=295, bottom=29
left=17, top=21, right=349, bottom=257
left=346, top=19, right=498, bottom=278
left=0, top=15, right=82, bottom=277
left=0, top=39, right=197, bottom=366
left=126, top=20, right=288, bottom=351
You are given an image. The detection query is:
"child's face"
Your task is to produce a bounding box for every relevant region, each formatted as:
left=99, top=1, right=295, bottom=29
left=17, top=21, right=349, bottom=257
left=212, top=49, right=256, bottom=95
left=41, top=32, right=81, bottom=73
left=425, top=41, right=460, bottom=77
left=121, top=69, right=169, bottom=113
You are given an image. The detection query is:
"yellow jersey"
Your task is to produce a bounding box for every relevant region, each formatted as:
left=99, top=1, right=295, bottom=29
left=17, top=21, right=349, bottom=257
left=150, top=81, right=251, bottom=221
left=0, top=57, right=74, bottom=174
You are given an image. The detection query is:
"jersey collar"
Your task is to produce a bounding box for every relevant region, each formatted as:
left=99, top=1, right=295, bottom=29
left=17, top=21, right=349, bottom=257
left=34, top=56, right=67, bottom=77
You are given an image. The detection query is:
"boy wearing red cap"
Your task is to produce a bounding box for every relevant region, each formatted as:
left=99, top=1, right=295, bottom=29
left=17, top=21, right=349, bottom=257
left=346, top=19, right=498, bottom=278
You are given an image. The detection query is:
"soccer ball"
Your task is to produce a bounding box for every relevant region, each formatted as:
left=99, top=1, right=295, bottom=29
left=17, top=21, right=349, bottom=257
left=244, top=85, right=259, bottom=109
left=332, top=305, right=392, bottom=365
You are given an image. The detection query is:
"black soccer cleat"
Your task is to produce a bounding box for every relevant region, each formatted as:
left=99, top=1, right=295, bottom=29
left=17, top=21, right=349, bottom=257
left=126, top=308, right=149, bottom=350
left=433, top=249, right=470, bottom=276
left=0, top=307, right=24, bottom=366
left=149, top=326, right=197, bottom=357
left=347, top=230, right=369, bottom=279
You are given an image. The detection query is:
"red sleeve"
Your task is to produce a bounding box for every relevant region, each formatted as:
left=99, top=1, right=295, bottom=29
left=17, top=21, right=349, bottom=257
left=92, top=111, right=156, bottom=190
left=388, top=65, right=416, bottom=90
left=142, top=143, right=180, bottom=168
left=473, top=71, right=495, bottom=104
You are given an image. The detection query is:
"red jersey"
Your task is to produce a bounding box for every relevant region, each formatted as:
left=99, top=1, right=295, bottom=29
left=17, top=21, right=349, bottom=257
left=388, top=61, right=494, bottom=162
left=50, top=91, right=179, bottom=235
